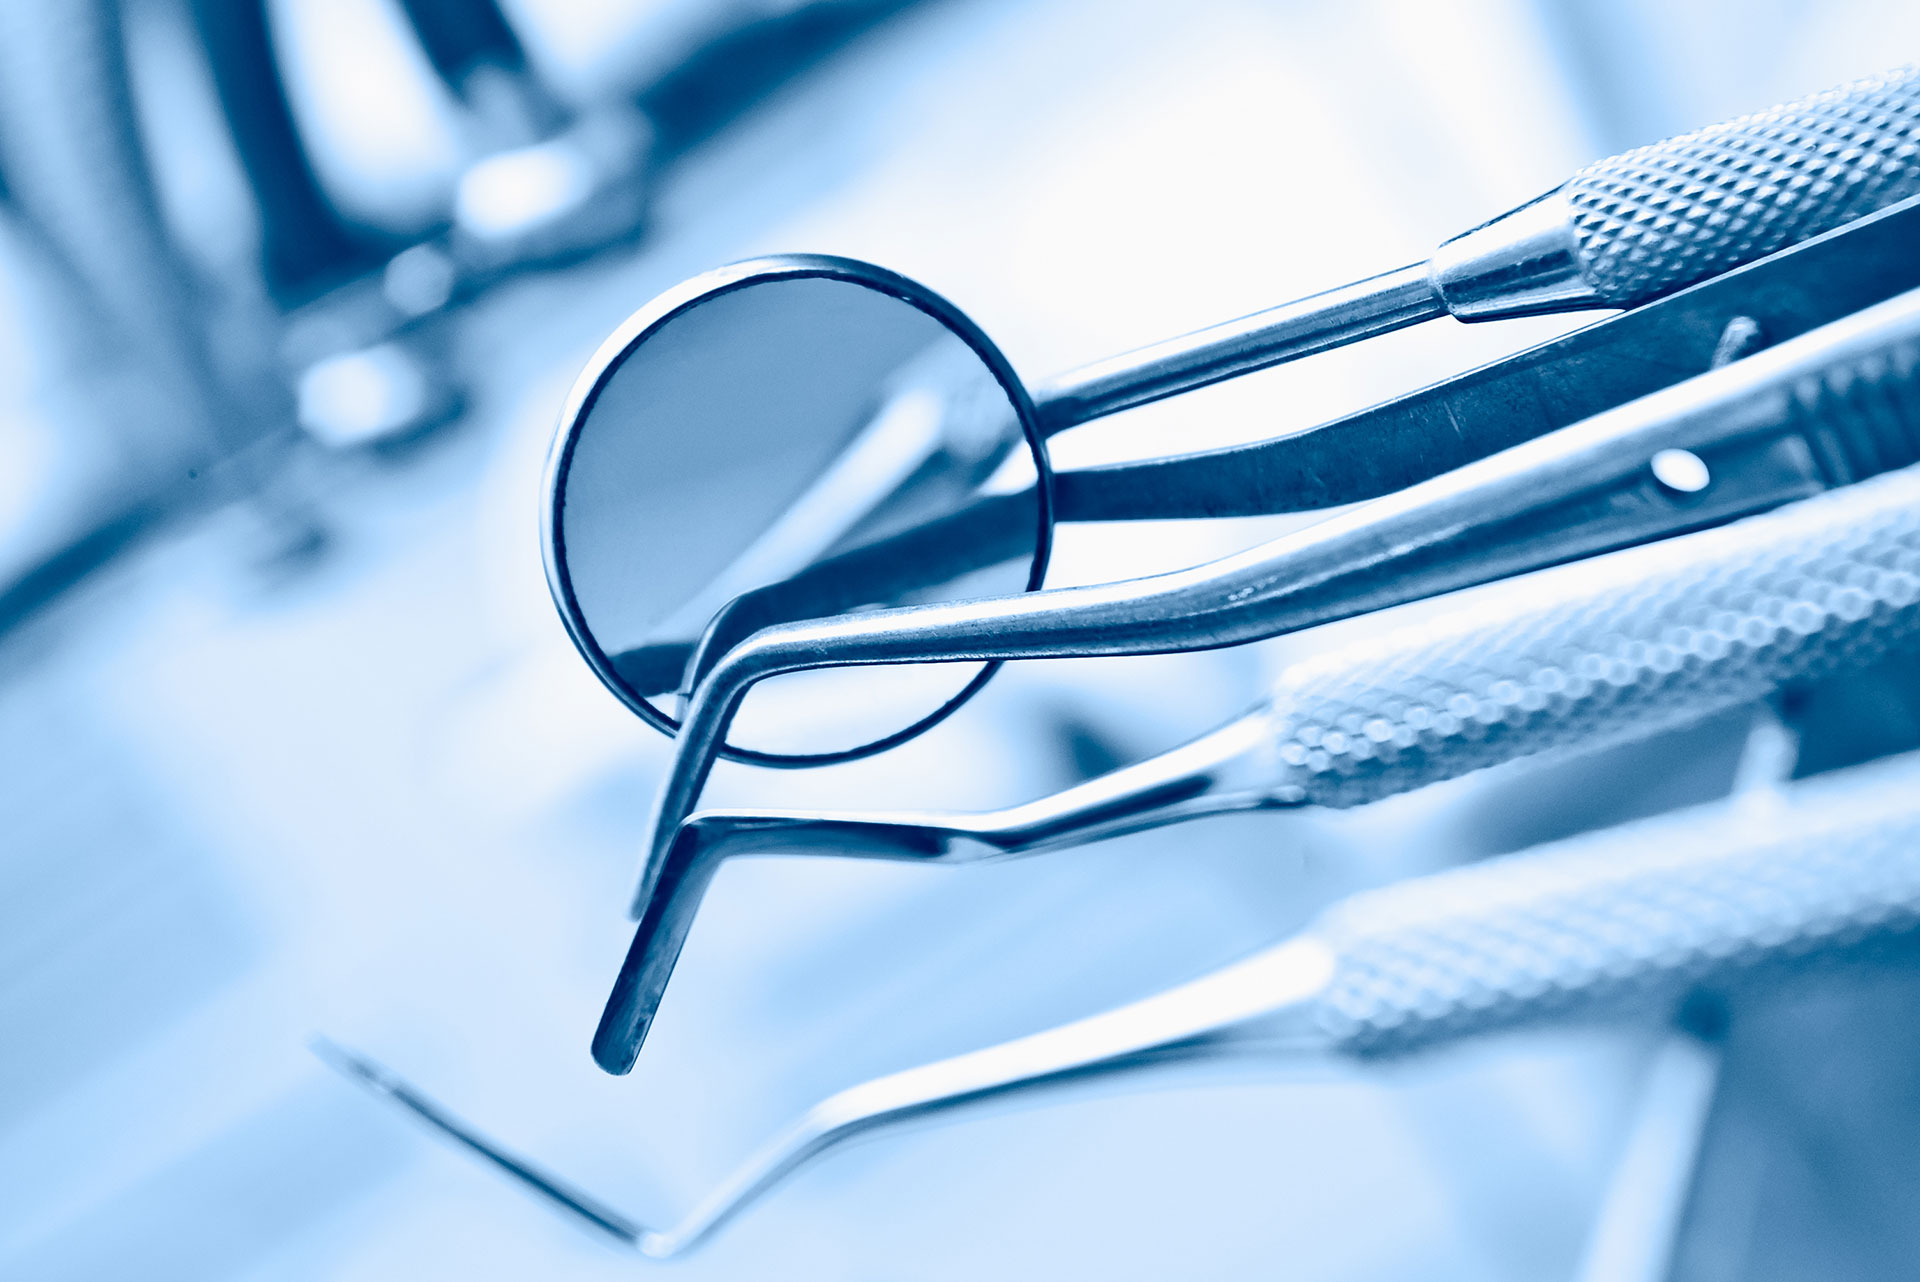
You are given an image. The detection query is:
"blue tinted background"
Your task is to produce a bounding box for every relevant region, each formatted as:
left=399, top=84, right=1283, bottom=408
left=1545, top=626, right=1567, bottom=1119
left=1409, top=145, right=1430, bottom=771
left=1, top=2, right=1916, bottom=1278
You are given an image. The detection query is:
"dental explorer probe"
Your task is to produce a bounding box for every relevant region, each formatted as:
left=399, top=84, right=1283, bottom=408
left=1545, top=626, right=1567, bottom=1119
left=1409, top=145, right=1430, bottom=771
left=593, top=452, right=1920, bottom=1071
left=1021, top=65, right=1920, bottom=433
left=626, top=278, right=1920, bottom=948
left=325, top=750, right=1920, bottom=1258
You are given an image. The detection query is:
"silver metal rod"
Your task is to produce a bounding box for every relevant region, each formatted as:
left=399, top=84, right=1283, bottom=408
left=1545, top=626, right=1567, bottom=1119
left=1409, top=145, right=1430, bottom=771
left=1028, top=265, right=1444, bottom=435
left=1023, top=60, right=1920, bottom=436
left=1571, top=1022, right=1724, bottom=1282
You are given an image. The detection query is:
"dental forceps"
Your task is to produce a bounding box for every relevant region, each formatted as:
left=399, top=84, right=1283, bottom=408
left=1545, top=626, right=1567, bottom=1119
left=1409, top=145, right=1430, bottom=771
left=593, top=452, right=1920, bottom=1070
left=326, top=749, right=1920, bottom=1258
left=628, top=271, right=1920, bottom=935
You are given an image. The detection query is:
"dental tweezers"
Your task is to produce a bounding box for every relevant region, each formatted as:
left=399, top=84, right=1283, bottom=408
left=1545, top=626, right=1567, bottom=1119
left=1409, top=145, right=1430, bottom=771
left=595, top=451, right=1920, bottom=1070
left=327, top=748, right=1920, bottom=1257
left=630, top=274, right=1920, bottom=953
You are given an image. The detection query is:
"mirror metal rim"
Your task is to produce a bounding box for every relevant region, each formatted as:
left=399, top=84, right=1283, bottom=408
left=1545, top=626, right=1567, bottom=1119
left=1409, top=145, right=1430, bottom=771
left=542, top=253, right=1056, bottom=767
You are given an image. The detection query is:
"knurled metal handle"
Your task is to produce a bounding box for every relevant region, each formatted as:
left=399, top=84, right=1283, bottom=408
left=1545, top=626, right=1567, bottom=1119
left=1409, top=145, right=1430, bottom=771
left=1261, top=438, right=1920, bottom=810
left=1567, top=65, right=1920, bottom=306
left=1307, top=752, right=1920, bottom=1055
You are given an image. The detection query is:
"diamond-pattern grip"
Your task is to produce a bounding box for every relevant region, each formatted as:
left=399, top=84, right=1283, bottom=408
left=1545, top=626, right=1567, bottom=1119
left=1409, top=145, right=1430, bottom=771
left=1263, top=458, right=1920, bottom=812
left=1568, top=65, right=1920, bottom=307
left=1309, top=757, right=1920, bottom=1055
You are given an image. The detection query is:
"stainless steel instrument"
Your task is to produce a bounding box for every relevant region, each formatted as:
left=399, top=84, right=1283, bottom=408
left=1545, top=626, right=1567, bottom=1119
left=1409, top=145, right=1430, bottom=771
left=593, top=449, right=1920, bottom=1070
left=627, top=278, right=1920, bottom=950
left=325, top=748, right=1920, bottom=1257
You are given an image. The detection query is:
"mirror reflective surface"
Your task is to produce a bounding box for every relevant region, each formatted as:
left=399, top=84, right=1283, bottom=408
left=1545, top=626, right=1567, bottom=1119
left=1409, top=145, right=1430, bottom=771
left=546, top=259, right=1049, bottom=763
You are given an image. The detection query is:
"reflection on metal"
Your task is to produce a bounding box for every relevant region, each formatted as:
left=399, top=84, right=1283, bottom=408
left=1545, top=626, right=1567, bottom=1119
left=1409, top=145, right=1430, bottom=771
left=1061, top=195, right=1918, bottom=521
left=627, top=281, right=1920, bottom=969
left=544, top=195, right=1920, bottom=760
left=542, top=256, right=1049, bottom=763
left=13, top=6, right=1920, bottom=1270
left=599, top=194, right=1920, bottom=696
left=593, top=445, right=1920, bottom=1070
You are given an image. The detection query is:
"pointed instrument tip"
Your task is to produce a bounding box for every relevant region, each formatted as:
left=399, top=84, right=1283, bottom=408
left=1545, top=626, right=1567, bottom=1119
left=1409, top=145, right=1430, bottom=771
left=309, top=1033, right=656, bottom=1250
left=309, top=1034, right=392, bottom=1091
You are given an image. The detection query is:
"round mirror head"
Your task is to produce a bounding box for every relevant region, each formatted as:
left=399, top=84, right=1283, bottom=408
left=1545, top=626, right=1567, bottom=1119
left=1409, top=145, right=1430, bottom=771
left=544, top=256, right=1051, bottom=765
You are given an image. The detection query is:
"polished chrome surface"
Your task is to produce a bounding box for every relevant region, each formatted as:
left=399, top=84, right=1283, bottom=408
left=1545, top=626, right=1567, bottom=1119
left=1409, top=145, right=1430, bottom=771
left=593, top=444, right=1920, bottom=1071
left=613, top=195, right=1920, bottom=691
left=669, top=195, right=1920, bottom=705
left=655, top=748, right=1920, bottom=1250
left=1429, top=190, right=1598, bottom=319
left=536, top=68, right=1920, bottom=770
left=23, top=7, right=1920, bottom=1278
left=641, top=193, right=1920, bottom=717
left=595, top=715, right=1290, bottom=1070
left=624, top=285, right=1920, bottom=943
left=1027, top=264, right=1444, bottom=433
left=948, top=67, right=1920, bottom=434
left=350, top=752, right=1920, bottom=1258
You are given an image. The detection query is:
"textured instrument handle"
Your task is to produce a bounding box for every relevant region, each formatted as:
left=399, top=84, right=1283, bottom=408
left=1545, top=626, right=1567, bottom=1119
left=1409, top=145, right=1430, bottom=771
left=1262, top=432, right=1920, bottom=811
left=1567, top=66, right=1920, bottom=306
left=1307, top=753, right=1920, bottom=1056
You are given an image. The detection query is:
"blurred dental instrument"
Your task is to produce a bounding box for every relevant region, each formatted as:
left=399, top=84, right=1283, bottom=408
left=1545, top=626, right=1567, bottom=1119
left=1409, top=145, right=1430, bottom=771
left=592, top=447, right=1920, bottom=1070
left=279, top=0, right=921, bottom=446
left=1570, top=1011, right=1725, bottom=1282
left=0, top=0, right=929, bottom=626
left=628, top=271, right=1920, bottom=937
left=324, top=748, right=1920, bottom=1257
left=1566, top=708, right=1797, bottom=1282
left=0, top=0, right=324, bottom=619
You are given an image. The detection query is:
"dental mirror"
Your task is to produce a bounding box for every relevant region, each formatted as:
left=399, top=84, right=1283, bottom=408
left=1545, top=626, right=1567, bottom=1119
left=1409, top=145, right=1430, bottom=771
left=544, top=255, right=1051, bottom=765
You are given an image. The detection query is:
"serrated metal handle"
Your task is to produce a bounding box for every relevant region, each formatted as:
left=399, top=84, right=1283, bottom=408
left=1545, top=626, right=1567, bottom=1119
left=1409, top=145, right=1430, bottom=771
left=1569, top=65, right=1920, bottom=307
left=1307, top=753, right=1920, bottom=1056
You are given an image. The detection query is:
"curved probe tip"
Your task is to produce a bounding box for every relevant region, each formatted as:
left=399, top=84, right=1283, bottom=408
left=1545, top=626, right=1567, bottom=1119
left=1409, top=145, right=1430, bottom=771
left=596, top=818, right=726, bottom=1073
